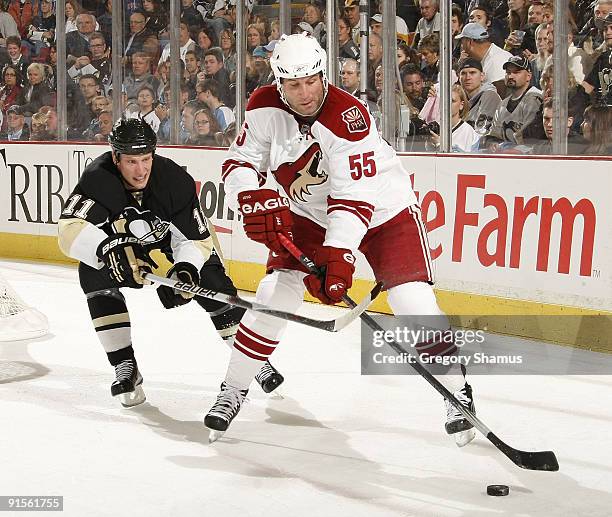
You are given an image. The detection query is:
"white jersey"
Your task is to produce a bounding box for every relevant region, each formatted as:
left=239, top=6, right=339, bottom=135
left=222, top=84, right=418, bottom=251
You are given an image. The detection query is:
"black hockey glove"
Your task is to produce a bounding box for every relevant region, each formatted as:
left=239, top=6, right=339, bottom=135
left=157, top=262, right=200, bottom=309
left=97, top=235, right=155, bottom=289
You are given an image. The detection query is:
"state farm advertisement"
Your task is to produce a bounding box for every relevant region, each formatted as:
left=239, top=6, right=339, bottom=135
left=0, top=143, right=610, bottom=310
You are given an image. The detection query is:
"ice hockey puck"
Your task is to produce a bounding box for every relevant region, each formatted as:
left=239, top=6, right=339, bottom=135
left=487, top=485, right=509, bottom=496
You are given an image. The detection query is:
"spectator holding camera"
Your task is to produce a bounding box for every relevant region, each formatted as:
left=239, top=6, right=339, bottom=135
left=428, top=84, right=481, bottom=152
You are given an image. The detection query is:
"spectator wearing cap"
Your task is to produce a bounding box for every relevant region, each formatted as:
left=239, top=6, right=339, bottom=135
left=456, top=22, right=512, bottom=96
left=203, top=46, right=234, bottom=108
left=338, top=14, right=359, bottom=60
left=583, top=12, right=612, bottom=100
left=343, top=0, right=361, bottom=45
left=302, top=3, right=326, bottom=48
left=413, top=0, right=440, bottom=48
left=458, top=57, right=501, bottom=135
left=1, top=104, right=30, bottom=140
left=487, top=55, right=543, bottom=147
left=197, top=78, right=235, bottom=131
left=251, top=45, right=274, bottom=88
left=370, top=13, right=410, bottom=44
left=467, top=5, right=506, bottom=49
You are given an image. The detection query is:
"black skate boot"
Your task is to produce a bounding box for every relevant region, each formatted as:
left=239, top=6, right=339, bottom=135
left=444, top=382, right=476, bottom=447
left=255, top=360, right=284, bottom=393
left=205, top=382, right=248, bottom=442
left=111, top=358, right=146, bottom=408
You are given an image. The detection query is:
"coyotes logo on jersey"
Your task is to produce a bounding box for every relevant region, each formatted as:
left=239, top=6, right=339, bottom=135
left=272, top=143, right=327, bottom=203
left=341, top=106, right=368, bottom=133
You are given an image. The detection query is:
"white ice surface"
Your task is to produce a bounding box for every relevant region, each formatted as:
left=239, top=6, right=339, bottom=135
left=1, top=260, right=611, bottom=517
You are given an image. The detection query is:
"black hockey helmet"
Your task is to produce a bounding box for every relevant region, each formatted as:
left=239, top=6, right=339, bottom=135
left=108, top=118, right=157, bottom=155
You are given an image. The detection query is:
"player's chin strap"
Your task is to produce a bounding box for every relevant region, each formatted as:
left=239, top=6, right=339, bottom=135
left=141, top=271, right=381, bottom=333
left=278, top=234, right=559, bottom=472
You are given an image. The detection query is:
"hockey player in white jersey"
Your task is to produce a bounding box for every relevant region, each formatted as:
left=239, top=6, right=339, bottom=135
left=205, top=33, right=476, bottom=445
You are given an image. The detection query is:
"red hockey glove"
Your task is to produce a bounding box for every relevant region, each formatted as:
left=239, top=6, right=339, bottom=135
left=304, top=246, right=356, bottom=305
left=238, top=189, right=292, bottom=253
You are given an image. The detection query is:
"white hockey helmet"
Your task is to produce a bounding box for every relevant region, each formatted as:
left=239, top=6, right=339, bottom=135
left=270, top=33, right=328, bottom=111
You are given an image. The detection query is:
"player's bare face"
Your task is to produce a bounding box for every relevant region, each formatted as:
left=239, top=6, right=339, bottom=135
left=282, top=74, right=325, bottom=117
left=116, top=153, right=154, bottom=190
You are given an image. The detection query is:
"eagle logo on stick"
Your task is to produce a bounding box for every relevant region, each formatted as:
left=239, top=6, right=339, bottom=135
left=272, top=143, right=327, bottom=203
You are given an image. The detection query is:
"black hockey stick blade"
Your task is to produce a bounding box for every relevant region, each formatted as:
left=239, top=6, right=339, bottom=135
left=488, top=433, right=559, bottom=471
left=143, top=273, right=380, bottom=332
left=278, top=235, right=560, bottom=472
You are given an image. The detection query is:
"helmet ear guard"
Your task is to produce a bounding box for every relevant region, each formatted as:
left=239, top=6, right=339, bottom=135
left=108, top=118, right=157, bottom=157
left=270, top=33, right=329, bottom=112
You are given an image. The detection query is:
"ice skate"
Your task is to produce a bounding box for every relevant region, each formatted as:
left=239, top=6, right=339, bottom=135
left=255, top=360, right=284, bottom=395
left=110, top=358, right=146, bottom=408
left=205, top=382, right=248, bottom=443
left=444, top=382, right=476, bottom=447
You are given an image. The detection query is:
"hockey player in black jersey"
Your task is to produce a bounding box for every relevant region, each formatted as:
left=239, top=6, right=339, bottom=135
left=58, top=118, right=283, bottom=407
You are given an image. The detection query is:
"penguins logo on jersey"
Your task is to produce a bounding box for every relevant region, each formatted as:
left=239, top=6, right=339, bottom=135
left=272, top=143, right=327, bottom=203
left=113, top=207, right=170, bottom=244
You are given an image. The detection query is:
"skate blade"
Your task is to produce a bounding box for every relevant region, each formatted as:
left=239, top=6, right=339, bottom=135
left=208, top=429, right=226, bottom=443
left=454, top=428, right=476, bottom=447
left=269, top=388, right=284, bottom=400
left=116, top=385, right=146, bottom=408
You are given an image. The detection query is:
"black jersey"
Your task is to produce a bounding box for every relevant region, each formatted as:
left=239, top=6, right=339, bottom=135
left=58, top=151, right=213, bottom=270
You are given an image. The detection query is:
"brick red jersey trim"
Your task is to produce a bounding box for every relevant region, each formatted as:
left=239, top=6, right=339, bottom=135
left=327, top=197, right=374, bottom=227
left=317, top=85, right=372, bottom=142
left=246, top=84, right=289, bottom=112
left=221, top=158, right=261, bottom=182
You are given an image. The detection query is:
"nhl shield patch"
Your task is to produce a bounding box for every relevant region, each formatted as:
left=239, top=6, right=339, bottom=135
left=341, top=106, right=368, bottom=133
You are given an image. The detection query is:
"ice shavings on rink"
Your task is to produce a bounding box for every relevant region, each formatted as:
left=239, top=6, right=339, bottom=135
left=1, top=260, right=611, bottom=517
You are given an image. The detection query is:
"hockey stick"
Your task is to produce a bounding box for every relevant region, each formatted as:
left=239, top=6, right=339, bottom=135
left=278, top=234, right=559, bottom=472
left=142, top=272, right=381, bottom=333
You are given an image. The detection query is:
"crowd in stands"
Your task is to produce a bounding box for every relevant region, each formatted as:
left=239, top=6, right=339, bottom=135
left=0, top=0, right=608, bottom=155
